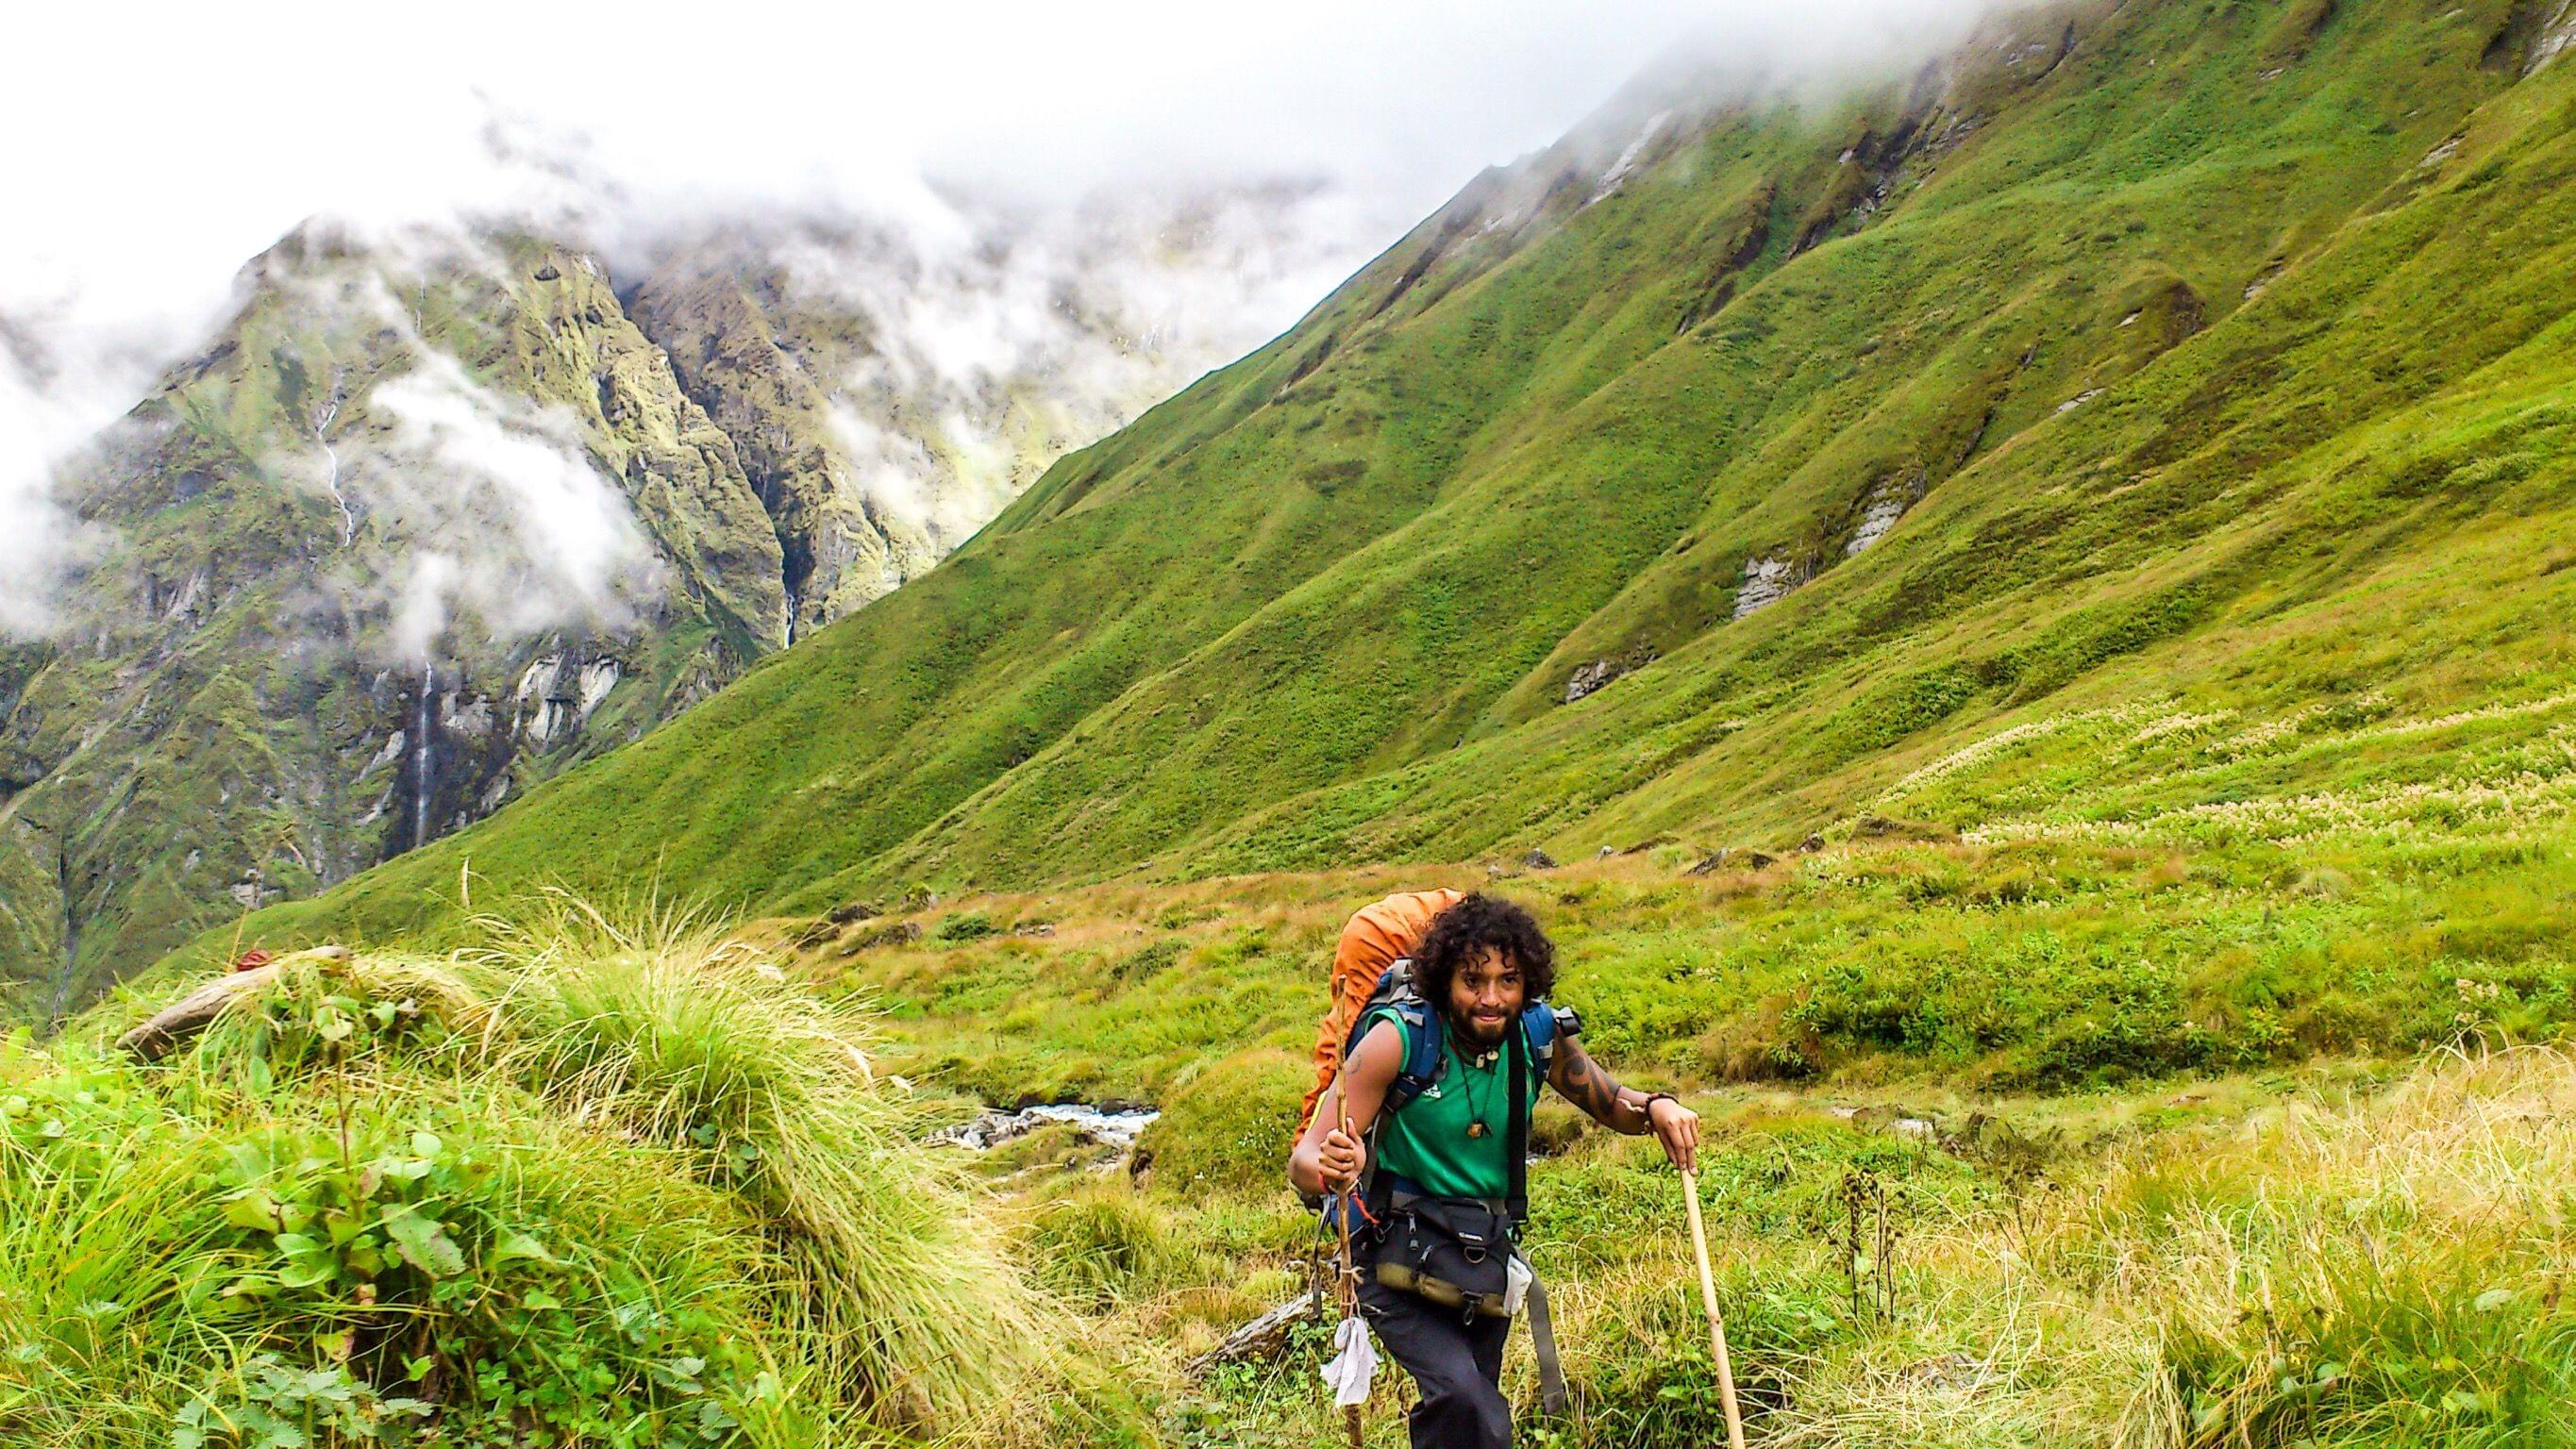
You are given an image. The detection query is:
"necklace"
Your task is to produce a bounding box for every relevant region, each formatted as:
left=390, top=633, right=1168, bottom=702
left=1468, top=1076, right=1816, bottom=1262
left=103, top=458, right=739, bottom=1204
left=1454, top=1030, right=1500, bottom=1140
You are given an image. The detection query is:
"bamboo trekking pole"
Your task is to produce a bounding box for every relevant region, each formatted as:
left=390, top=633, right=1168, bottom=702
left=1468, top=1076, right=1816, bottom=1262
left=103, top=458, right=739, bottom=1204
left=1681, top=1168, right=1748, bottom=1449
left=1335, top=1097, right=1364, bottom=1449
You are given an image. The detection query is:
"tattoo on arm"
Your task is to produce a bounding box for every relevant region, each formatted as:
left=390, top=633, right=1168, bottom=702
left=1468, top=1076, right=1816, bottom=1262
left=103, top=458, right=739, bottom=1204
left=1552, top=1041, right=1651, bottom=1134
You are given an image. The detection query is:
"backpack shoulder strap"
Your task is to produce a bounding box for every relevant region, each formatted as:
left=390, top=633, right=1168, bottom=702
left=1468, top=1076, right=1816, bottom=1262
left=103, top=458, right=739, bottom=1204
left=1505, top=1018, right=1531, bottom=1224
left=1381, top=1000, right=1444, bottom=1114
left=1343, top=998, right=1444, bottom=1219
left=1506, top=1001, right=1581, bottom=1224
left=1522, top=999, right=1578, bottom=1076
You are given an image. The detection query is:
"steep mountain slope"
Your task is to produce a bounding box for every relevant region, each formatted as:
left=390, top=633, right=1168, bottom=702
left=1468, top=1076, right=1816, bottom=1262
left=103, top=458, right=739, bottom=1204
left=0, top=231, right=777, bottom=1021
left=182, top=0, right=2576, bottom=968
left=0, top=191, right=1366, bottom=1017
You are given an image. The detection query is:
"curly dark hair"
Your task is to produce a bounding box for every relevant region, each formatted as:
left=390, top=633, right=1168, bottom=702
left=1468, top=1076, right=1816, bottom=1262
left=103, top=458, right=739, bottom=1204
left=1412, top=892, right=1556, bottom=1015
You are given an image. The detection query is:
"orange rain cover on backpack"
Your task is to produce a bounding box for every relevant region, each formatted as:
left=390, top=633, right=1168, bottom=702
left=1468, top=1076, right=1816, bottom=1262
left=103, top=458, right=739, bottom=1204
left=1296, top=888, right=1464, bottom=1134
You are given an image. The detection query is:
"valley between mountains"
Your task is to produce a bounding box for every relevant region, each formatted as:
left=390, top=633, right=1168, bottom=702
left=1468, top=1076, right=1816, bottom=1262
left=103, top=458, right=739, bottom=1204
left=9, top=1, right=2576, bottom=1444
left=190, top=0, right=2576, bottom=971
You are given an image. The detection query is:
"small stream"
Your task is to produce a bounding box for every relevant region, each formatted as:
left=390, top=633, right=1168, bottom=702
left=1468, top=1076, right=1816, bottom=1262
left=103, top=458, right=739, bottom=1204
left=929, top=1103, right=1161, bottom=1154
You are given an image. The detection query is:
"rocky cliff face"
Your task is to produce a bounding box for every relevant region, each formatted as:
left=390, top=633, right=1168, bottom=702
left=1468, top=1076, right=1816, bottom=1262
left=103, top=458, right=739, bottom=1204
left=0, top=229, right=759, bottom=1017
left=0, top=186, right=1367, bottom=1017
left=633, top=190, right=1358, bottom=640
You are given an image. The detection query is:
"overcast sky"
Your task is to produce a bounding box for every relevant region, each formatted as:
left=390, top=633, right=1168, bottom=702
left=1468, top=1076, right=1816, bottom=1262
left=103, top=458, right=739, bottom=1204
left=0, top=0, right=2027, bottom=347
left=0, top=0, right=2007, bottom=632
left=1, top=1, right=1735, bottom=341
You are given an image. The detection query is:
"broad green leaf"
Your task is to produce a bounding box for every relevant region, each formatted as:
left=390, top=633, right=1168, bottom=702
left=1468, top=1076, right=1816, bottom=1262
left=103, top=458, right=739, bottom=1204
left=492, top=1230, right=561, bottom=1268
left=224, top=1192, right=285, bottom=1233
left=383, top=1208, right=468, bottom=1277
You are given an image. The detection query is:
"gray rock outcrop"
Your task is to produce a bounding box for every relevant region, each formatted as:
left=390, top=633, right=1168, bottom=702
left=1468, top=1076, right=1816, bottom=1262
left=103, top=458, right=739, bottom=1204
left=1734, top=553, right=1815, bottom=619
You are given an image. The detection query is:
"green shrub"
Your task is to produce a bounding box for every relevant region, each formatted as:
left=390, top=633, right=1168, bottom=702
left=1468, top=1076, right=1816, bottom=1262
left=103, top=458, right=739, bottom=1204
left=931, top=912, right=1000, bottom=943
left=0, top=1046, right=779, bottom=1449
left=1027, top=1187, right=1206, bottom=1309
left=1138, top=1048, right=1307, bottom=1195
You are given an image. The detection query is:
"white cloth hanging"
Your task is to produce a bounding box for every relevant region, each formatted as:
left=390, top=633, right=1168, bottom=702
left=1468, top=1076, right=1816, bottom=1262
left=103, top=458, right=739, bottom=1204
left=1319, top=1314, right=1379, bottom=1407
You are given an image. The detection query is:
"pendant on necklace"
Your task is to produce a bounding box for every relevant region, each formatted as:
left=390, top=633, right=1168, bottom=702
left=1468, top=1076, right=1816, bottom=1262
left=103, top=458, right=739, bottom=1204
left=1467, top=1122, right=1489, bottom=1140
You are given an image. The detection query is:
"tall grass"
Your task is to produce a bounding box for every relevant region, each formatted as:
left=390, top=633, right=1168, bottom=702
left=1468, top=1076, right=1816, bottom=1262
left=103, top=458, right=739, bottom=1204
left=3, top=896, right=1075, bottom=1447
left=447, top=892, right=1051, bottom=1430
left=1121, top=1044, right=2576, bottom=1447
left=1759, top=1044, right=2576, bottom=1448
left=0, top=1046, right=217, bottom=1446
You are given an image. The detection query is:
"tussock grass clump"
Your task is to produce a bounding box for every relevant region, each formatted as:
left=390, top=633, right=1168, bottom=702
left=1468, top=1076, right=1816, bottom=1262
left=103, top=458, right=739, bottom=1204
left=1026, top=1187, right=1211, bottom=1311
left=447, top=894, right=1050, bottom=1429
left=2, top=897, right=1077, bottom=1447
left=1135, top=1047, right=1307, bottom=1194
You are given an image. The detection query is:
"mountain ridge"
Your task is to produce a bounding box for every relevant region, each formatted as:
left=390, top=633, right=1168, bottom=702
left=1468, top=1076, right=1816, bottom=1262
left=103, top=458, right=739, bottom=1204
left=99, top=0, right=2576, bottom=991
left=0, top=190, right=1364, bottom=1016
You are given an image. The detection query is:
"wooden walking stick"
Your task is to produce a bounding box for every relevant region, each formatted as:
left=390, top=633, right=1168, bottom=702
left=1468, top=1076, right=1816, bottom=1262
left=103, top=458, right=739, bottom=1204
left=1681, top=1168, right=1748, bottom=1449
left=1335, top=1099, right=1365, bottom=1449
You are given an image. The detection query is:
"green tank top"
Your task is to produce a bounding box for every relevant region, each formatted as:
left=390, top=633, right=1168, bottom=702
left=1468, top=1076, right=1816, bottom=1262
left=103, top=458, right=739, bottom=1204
left=1358, top=1006, right=1543, bottom=1202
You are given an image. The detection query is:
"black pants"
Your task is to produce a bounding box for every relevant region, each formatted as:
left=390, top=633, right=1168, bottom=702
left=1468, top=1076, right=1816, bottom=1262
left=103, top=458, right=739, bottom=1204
left=1357, top=1271, right=1514, bottom=1449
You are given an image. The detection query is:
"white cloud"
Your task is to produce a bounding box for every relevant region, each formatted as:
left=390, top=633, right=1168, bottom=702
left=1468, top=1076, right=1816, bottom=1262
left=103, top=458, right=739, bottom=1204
left=785, top=182, right=1382, bottom=550
left=0, top=0, right=2020, bottom=639
left=358, top=349, right=663, bottom=663
left=0, top=302, right=168, bottom=634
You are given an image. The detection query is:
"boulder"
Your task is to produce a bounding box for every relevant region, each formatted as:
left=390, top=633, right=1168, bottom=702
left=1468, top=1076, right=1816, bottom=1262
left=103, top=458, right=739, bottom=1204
left=1733, top=552, right=1815, bottom=619
left=838, top=919, right=924, bottom=953
left=1685, top=848, right=1778, bottom=876
left=1563, top=658, right=1627, bottom=703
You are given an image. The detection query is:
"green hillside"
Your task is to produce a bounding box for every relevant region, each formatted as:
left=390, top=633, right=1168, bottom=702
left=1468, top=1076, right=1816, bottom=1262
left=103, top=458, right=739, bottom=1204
left=1, top=192, right=1347, bottom=1019
left=189, top=0, right=2576, bottom=965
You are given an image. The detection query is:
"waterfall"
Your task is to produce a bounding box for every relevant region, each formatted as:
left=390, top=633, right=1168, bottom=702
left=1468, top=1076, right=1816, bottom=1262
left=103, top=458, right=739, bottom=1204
left=410, top=665, right=437, bottom=850
left=44, top=841, right=79, bottom=1028
left=315, top=383, right=354, bottom=547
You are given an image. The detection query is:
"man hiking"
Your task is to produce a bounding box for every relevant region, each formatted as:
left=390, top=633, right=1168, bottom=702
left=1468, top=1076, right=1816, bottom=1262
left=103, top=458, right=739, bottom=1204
left=1287, top=891, right=1700, bottom=1448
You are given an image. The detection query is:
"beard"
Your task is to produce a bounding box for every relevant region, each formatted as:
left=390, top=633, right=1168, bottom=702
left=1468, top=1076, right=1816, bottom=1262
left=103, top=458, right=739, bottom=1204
left=1450, top=1011, right=1512, bottom=1051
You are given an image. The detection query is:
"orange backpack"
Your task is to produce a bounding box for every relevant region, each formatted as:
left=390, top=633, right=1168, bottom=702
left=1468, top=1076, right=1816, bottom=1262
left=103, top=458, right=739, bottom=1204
left=1296, top=888, right=1464, bottom=1134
